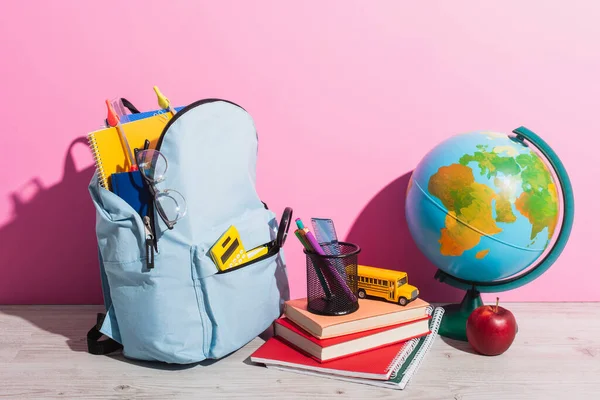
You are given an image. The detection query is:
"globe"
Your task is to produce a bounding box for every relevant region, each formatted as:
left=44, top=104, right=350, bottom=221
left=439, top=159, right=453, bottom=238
left=405, top=126, right=574, bottom=341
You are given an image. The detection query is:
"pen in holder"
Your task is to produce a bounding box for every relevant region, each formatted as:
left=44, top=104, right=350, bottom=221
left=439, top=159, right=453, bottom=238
left=304, top=242, right=360, bottom=316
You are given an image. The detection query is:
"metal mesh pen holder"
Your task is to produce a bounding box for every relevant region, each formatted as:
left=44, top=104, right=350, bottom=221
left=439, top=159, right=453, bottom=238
left=304, top=242, right=360, bottom=316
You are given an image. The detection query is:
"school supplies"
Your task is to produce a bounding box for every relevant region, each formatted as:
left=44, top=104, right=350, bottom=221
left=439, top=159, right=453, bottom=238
left=135, top=148, right=187, bottom=229
left=284, top=297, right=431, bottom=339
left=252, top=336, right=410, bottom=380
left=110, top=170, right=150, bottom=218
left=109, top=140, right=151, bottom=218
left=105, top=100, right=137, bottom=172
left=294, top=229, right=309, bottom=249
left=295, top=218, right=305, bottom=230
left=88, top=98, right=293, bottom=364
left=274, top=315, right=431, bottom=362
left=119, top=106, right=185, bottom=123
left=263, top=307, right=445, bottom=390
left=88, top=112, right=174, bottom=189
left=209, top=225, right=271, bottom=272
left=295, top=229, right=332, bottom=299
left=153, top=86, right=177, bottom=116
left=108, top=98, right=139, bottom=120
left=303, top=228, right=357, bottom=303
left=310, top=218, right=346, bottom=284
left=311, top=218, right=340, bottom=255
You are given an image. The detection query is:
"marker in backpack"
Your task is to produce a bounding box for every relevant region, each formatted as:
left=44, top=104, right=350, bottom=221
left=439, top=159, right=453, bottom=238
left=106, top=99, right=138, bottom=172
left=153, top=86, right=176, bottom=116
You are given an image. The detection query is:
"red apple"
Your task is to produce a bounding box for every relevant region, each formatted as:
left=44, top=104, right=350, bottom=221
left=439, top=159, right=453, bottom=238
left=466, top=297, right=517, bottom=356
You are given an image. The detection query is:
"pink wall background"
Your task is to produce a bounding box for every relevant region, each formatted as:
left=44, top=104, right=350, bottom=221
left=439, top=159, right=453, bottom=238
left=0, top=1, right=596, bottom=305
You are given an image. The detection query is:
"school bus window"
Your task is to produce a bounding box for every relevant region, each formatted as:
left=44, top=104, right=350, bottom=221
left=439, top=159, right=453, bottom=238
left=398, top=277, right=407, bottom=286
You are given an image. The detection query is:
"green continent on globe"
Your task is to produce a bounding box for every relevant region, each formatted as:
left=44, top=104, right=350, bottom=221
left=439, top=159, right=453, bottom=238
left=428, top=164, right=501, bottom=256
left=513, top=154, right=559, bottom=240
left=459, top=144, right=521, bottom=224
left=459, top=144, right=558, bottom=242
left=427, top=143, right=559, bottom=258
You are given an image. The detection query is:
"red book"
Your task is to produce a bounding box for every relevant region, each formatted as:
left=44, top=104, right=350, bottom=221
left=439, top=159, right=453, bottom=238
left=275, top=315, right=431, bottom=362
left=250, top=336, right=418, bottom=380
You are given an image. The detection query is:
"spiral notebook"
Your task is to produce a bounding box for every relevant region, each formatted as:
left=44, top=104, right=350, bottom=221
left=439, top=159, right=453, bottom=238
left=87, top=112, right=174, bottom=190
left=257, top=307, right=444, bottom=390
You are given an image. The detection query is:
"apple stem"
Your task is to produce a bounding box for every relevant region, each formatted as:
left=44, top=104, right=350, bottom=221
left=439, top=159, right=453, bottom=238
left=495, top=297, right=499, bottom=313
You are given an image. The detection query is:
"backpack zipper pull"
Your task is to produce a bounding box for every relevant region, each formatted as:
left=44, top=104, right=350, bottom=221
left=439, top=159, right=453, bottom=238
left=143, top=216, right=155, bottom=269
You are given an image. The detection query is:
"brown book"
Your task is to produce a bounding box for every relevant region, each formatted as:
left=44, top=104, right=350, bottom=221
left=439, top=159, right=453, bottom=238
left=283, top=298, right=431, bottom=339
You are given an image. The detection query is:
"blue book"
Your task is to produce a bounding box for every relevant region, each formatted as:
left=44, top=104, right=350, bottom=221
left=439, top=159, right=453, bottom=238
left=120, top=106, right=185, bottom=123
left=111, top=171, right=150, bottom=218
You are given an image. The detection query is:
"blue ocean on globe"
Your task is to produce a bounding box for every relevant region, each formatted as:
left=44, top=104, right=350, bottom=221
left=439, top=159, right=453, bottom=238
left=405, top=131, right=560, bottom=283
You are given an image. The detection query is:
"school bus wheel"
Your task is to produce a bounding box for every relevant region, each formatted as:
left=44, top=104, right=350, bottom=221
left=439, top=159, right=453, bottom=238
left=398, top=297, right=408, bottom=306
left=358, top=289, right=366, bottom=299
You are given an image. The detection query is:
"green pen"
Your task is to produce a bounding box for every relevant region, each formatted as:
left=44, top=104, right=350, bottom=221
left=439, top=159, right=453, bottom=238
left=294, top=229, right=332, bottom=299
left=295, top=218, right=305, bottom=230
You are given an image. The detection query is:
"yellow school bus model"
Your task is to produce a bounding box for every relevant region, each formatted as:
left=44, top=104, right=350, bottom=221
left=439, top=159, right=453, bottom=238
left=355, top=265, right=419, bottom=306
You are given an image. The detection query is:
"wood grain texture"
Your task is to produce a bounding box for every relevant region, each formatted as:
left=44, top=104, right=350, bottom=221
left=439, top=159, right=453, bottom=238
left=1, top=303, right=599, bottom=399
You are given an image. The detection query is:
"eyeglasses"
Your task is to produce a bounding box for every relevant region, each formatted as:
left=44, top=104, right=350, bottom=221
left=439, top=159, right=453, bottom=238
left=134, top=148, right=187, bottom=230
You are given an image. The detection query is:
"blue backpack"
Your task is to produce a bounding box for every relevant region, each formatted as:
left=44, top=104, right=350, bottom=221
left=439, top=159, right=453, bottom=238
left=87, top=99, right=292, bottom=364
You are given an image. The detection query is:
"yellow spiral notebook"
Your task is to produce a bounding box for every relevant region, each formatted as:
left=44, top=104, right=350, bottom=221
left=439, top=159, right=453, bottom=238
left=87, top=113, right=173, bottom=190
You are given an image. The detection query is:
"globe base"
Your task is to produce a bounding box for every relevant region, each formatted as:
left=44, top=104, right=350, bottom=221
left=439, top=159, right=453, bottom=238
left=438, top=288, right=483, bottom=341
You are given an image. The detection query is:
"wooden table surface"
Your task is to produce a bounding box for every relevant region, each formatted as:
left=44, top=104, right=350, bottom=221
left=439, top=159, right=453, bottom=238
left=1, top=303, right=599, bottom=399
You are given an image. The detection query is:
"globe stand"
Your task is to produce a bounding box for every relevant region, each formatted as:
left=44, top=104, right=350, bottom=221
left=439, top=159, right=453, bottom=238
left=438, top=286, right=482, bottom=342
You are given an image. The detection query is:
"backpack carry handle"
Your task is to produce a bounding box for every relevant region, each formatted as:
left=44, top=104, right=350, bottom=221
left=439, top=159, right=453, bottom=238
left=120, top=98, right=141, bottom=114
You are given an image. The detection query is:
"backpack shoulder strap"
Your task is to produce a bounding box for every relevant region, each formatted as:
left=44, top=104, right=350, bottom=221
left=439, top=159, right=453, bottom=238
left=87, top=313, right=123, bottom=355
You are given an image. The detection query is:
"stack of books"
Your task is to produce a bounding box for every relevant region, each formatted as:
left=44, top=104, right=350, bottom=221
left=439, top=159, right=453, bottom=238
left=250, top=297, right=444, bottom=390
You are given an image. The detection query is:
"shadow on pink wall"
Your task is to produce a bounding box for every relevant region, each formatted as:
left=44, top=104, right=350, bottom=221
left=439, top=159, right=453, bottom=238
left=0, top=137, right=102, bottom=304
left=346, top=173, right=463, bottom=303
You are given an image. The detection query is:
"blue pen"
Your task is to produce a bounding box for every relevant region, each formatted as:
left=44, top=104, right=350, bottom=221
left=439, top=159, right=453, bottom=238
left=295, top=218, right=305, bottom=230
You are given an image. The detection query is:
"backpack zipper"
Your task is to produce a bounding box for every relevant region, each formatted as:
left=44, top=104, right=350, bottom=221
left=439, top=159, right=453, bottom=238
left=143, top=216, right=155, bottom=269
left=215, top=242, right=280, bottom=275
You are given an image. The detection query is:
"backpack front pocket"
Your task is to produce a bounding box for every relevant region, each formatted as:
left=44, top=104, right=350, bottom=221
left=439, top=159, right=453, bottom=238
left=195, top=250, right=286, bottom=359
left=103, top=253, right=207, bottom=364
left=90, top=182, right=148, bottom=264
left=91, top=180, right=207, bottom=364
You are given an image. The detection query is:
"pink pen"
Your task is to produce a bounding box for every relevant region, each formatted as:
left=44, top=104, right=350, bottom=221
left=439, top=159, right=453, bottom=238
left=303, top=228, right=357, bottom=303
